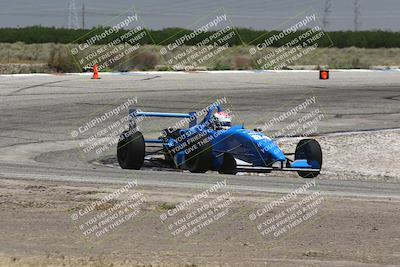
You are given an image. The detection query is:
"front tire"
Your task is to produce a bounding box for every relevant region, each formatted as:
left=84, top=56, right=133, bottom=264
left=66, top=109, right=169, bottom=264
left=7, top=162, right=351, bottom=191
left=295, top=139, right=322, bottom=178
left=117, top=130, right=145, bottom=169
left=218, top=153, right=237, bottom=175
left=185, top=137, right=212, bottom=173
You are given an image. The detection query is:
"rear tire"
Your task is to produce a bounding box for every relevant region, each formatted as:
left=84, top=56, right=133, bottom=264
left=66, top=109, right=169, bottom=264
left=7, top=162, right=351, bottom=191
left=218, top=153, right=237, bottom=175
left=117, top=130, right=145, bottom=169
left=185, top=137, right=212, bottom=173
left=295, top=139, right=322, bottom=178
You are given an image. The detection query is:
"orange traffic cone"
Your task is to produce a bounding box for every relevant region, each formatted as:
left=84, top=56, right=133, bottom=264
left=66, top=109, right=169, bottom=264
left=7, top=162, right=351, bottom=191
left=319, top=69, right=329, bottom=80
left=91, top=64, right=101, bottom=79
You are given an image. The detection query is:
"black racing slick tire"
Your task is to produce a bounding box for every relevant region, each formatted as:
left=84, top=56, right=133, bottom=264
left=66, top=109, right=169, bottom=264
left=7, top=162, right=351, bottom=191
left=218, top=153, right=237, bottom=175
left=117, top=130, right=145, bottom=170
left=185, top=137, right=212, bottom=173
left=295, top=139, right=322, bottom=178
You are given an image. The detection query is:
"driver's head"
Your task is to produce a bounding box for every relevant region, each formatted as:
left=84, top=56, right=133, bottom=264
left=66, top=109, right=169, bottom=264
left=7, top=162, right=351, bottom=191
left=212, top=111, right=232, bottom=130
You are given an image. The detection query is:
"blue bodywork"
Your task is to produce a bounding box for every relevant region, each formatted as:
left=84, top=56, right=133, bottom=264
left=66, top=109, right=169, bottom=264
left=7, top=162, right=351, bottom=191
left=129, top=103, right=319, bottom=172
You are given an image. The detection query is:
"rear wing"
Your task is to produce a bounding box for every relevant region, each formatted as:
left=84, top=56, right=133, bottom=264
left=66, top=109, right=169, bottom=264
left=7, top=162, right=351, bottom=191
left=128, top=102, right=223, bottom=128
left=128, top=109, right=198, bottom=143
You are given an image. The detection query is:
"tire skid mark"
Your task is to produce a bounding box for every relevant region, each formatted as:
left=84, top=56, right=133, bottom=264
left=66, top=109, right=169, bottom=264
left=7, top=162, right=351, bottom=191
left=383, top=94, right=400, bottom=101
left=7, top=79, right=70, bottom=96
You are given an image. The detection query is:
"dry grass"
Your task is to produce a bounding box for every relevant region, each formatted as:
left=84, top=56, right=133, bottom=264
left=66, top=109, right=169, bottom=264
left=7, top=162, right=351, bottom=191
left=0, top=42, right=52, bottom=64
left=294, top=47, right=400, bottom=69
left=0, top=43, right=399, bottom=73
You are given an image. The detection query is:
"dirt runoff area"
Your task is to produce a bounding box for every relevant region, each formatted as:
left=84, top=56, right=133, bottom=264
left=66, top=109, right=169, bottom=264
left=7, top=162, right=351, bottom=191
left=276, top=129, right=400, bottom=182
left=0, top=177, right=399, bottom=267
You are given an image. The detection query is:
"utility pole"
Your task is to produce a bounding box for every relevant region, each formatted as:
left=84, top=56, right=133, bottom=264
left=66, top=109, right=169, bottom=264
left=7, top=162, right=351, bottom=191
left=82, top=3, right=85, bottom=29
left=67, top=0, right=79, bottom=29
left=354, top=0, right=361, bottom=31
left=322, top=0, right=332, bottom=30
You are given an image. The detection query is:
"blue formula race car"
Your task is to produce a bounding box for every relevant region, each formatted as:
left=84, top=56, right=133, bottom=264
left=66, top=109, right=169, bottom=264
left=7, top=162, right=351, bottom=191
left=116, top=103, right=322, bottom=178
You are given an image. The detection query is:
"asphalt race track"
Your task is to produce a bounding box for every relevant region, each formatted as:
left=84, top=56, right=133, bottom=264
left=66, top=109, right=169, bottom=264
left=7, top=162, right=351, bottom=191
left=1, top=70, right=399, bottom=198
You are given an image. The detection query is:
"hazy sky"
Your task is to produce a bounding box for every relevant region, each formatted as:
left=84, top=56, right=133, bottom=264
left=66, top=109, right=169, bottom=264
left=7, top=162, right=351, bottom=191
left=0, top=0, right=399, bottom=31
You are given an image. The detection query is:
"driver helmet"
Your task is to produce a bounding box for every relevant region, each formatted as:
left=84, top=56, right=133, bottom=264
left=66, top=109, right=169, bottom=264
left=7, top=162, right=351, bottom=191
left=212, top=111, right=232, bottom=130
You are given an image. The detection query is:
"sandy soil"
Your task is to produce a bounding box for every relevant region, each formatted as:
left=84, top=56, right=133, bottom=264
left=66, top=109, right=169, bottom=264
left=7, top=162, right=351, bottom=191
left=0, top=178, right=399, bottom=267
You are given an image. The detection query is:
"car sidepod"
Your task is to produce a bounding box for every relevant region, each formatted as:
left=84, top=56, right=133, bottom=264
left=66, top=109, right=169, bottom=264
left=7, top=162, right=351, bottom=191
left=211, top=126, right=286, bottom=168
